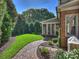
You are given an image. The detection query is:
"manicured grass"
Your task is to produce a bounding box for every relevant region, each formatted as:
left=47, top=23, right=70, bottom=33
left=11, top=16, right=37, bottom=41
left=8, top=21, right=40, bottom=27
left=0, top=34, right=43, bottom=59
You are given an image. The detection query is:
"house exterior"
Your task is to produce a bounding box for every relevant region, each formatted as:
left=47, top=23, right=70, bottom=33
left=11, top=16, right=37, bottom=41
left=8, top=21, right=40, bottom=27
left=58, top=0, right=79, bottom=49
left=40, top=18, right=59, bottom=37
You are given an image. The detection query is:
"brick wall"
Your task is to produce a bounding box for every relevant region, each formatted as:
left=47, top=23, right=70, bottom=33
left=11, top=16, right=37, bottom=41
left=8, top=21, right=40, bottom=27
left=60, top=9, right=79, bottom=49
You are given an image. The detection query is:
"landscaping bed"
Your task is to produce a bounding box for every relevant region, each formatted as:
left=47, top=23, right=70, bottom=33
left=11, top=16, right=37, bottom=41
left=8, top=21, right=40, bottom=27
left=37, top=41, right=79, bottom=59
left=37, top=41, right=59, bottom=59
left=0, top=34, right=43, bottom=59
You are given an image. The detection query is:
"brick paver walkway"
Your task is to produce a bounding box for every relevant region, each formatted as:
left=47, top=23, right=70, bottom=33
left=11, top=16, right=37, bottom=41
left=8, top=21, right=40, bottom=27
left=12, top=40, right=45, bottom=59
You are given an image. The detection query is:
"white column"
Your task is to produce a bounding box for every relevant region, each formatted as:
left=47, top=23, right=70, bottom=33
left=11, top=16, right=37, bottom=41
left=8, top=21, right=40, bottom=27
left=54, top=24, right=56, bottom=36
left=50, top=24, right=52, bottom=35
left=46, top=24, right=48, bottom=35
left=42, top=24, right=43, bottom=34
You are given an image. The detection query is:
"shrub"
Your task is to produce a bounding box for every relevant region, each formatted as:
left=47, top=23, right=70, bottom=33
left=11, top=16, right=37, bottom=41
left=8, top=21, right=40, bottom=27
left=40, top=47, right=49, bottom=56
left=55, top=49, right=65, bottom=59
left=48, top=41, right=53, bottom=45
left=1, top=13, right=12, bottom=43
left=55, top=49, right=79, bottom=59
left=53, top=39, right=58, bottom=44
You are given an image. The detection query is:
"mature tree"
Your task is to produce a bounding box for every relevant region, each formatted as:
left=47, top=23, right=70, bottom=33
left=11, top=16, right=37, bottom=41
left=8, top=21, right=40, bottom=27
left=12, top=15, right=26, bottom=36
left=0, top=0, right=7, bottom=44
left=13, top=8, right=55, bottom=36
left=24, top=23, right=30, bottom=34
left=34, top=22, right=41, bottom=34
left=29, top=23, right=35, bottom=33
left=0, top=0, right=17, bottom=45
left=22, top=8, right=55, bottom=22
left=1, top=13, right=12, bottom=43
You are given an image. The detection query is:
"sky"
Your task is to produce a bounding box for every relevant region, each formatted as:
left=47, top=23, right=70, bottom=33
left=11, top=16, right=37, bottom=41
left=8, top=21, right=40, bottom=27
left=12, top=0, right=58, bottom=16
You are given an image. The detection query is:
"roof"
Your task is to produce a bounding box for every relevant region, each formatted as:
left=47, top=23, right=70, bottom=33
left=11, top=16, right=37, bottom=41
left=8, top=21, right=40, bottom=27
left=40, top=18, right=59, bottom=24
left=58, top=0, right=79, bottom=9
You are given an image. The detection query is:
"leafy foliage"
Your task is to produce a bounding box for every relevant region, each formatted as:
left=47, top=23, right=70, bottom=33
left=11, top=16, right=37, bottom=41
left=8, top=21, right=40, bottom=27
left=56, top=49, right=79, bottom=59
left=0, top=0, right=7, bottom=44
left=53, top=39, right=58, bottom=43
left=13, top=8, right=55, bottom=36
left=0, top=0, right=7, bottom=22
left=39, top=47, right=49, bottom=55
left=24, top=23, right=30, bottom=33
left=48, top=40, right=53, bottom=45
left=1, top=13, right=12, bottom=43
left=12, top=15, right=26, bottom=36
left=29, top=23, right=35, bottom=33
left=34, top=21, right=41, bottom=34
left=23, top=8, right=55, bottom=22
left=0, top=0, right=17, bottom=45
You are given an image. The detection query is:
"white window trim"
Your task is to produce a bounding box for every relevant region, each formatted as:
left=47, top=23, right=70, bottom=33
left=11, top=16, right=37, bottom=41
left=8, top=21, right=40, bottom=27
left=65, top=14, right=78, bottom=37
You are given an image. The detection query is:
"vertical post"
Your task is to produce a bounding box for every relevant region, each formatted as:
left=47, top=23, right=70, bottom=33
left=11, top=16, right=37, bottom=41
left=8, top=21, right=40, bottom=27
left=46, top=24, right=48, bottom=35
left=50, top=24, right=52, bottom=35
left=42, top=24, right=43, bottom=34
left=54, top=24, right=56, bottom=36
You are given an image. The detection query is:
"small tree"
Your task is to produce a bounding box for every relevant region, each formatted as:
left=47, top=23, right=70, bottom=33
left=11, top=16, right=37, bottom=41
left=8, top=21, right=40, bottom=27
left=0, top=0, right=7, bottom=45
left=1, top=14, right=12, bottom=43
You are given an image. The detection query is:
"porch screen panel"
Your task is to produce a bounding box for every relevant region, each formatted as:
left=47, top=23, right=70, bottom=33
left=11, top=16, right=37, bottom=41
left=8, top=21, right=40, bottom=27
left=65, top=14, right=78, bottom=37
left=65, top=16, right=71, bottom=35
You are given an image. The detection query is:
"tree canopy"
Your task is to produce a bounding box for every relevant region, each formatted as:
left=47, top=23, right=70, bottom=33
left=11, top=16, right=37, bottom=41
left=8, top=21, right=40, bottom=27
left=0, top=0, right=17, bottom=45
left=12, top=8, right=55, bottom=36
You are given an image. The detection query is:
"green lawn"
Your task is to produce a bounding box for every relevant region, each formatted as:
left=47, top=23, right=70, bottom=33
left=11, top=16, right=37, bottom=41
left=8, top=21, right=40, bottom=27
left=0, top=34, right=43, bottom=59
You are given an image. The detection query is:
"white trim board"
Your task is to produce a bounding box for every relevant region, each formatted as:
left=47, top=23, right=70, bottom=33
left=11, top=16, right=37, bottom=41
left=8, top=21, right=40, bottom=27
left=61, top=5, right=79, bottom=11
left=59, top=0, right=79, bottom=9
left=41, top=22, right=59, bottom=24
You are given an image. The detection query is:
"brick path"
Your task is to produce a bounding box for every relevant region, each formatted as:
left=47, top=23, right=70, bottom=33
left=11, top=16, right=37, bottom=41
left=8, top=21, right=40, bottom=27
left=12, top=40, right=45, bottom=59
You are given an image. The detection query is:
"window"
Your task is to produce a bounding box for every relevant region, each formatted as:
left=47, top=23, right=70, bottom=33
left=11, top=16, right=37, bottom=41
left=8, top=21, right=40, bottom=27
left=65, top=14, right=78, bottom=37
